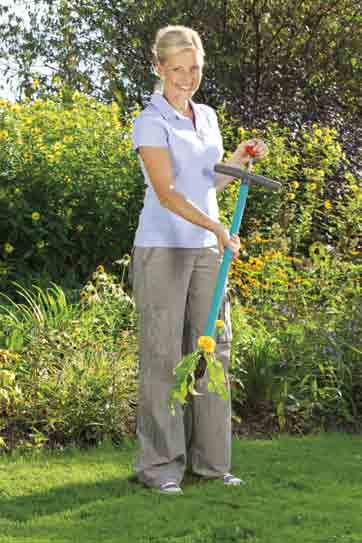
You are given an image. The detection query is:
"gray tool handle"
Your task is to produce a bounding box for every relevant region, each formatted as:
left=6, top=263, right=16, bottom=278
left=214, top=163, right=282, bottom=191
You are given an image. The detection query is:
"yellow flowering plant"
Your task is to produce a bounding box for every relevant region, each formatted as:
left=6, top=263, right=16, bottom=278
left=0, top=90, right=143, bottom=292
left=217, top=120, right=359, bottom=261
left=169, top=322, right=228, bottom=414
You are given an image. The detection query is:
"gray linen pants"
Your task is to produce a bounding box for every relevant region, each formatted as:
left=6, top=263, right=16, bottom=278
left=132, top=246, right=232, bottom=488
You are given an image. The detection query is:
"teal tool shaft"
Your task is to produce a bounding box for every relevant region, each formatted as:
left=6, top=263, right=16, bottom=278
left=203, top=182, right=249, bottom=337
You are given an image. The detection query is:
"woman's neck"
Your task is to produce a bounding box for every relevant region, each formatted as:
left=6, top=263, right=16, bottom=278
left=163, top=93, right=192, bottom=117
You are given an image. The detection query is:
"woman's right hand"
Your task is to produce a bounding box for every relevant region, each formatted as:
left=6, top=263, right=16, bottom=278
left=213, top=223, right=241, bottom=260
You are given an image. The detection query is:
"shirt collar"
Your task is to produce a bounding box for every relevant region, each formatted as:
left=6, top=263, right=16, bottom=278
left=150, top=92, right=197, bottom=121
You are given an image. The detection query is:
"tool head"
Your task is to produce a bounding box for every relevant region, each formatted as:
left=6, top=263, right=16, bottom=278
left=214, top=164, right=282, bottom=191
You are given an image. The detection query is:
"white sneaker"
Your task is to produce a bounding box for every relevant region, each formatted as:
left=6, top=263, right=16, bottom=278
left=223, top=473, right=244, bottom=486
left=159, top=481, right=183, bottom=494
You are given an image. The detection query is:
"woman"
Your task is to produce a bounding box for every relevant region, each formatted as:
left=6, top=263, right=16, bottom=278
left=131, top=25, right=267, bottom=494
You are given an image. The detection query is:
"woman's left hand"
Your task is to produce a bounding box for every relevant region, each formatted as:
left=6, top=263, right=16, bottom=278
left=227, top=233, right=241, bottom=260
left=237, top=138, right=268, bottom=164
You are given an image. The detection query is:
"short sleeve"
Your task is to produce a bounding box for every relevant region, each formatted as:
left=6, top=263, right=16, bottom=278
left=132, top=114, right=169, bottom=151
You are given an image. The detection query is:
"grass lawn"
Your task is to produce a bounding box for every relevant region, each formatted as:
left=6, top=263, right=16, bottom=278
left=1, top=433, right=362, bottom=542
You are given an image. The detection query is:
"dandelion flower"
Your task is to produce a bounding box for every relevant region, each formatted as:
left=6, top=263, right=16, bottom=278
left=291, top=181, right=300, bottom=189
left=324, top=200, right=332, bottom=210
left=287, top=193, right=296, bottom=200
left=197, top=336, right=216, bottom=354
left=308, top=183, right=317, bottom=191
left=31, top=211, right=41, bottom=221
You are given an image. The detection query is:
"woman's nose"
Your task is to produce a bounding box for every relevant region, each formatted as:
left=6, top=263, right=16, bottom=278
left=180, top=71, right=193, bottom=85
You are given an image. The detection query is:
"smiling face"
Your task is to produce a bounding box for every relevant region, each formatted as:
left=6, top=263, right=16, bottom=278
left=156, top=47, right=204, bottom=103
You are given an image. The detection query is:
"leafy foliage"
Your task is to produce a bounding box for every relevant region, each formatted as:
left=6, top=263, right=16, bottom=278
left=0, top=266, right=137, bottom=450
left=230, top=251, right=362, bottom=433
left=0, top=92, right=143, bottom=291
left=218, top=120, right=361, bottom=257
left=1, top=0, right=361, bottom=125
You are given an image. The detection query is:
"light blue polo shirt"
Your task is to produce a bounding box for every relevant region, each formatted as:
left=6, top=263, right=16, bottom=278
left=132, top=92, right=224, bottom=248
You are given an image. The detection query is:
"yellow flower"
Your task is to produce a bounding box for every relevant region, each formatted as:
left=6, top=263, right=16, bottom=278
left=31, top=211, right=41, bottom=221
left=287, top=193, right=296, bottom=200
left=197, top=336, right=216, bottom=354
left=324, top=200, right=332, bottom=210
left=215, top=320, right=224, bottom=329
left=32, top=79, right=40, bottom=90
left=308, top=183, right=317, bottom=191
left=4, top=243, right=14, bottom=254
left=291, top=181, right=300, bottom=189
left=249, top=256, right=264, bottom=271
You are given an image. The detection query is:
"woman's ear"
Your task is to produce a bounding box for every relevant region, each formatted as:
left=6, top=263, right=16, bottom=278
left=155, top=62, right=165, bottom=81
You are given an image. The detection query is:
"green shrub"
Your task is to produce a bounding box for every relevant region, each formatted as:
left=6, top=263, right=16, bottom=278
left=230, top=253, right=362, bottom=433
left=0, top=265, right=137, bottom=451
left=218, top=119, right=361, bottom=259
left=0, top=92, right=144, bottom=292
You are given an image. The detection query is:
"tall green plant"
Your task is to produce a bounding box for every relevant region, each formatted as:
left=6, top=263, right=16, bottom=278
left=0, top=93, right=143, bottom=292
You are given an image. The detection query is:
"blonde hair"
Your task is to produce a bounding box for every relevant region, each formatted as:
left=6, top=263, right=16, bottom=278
left=152, top=25, right=205, bottom=91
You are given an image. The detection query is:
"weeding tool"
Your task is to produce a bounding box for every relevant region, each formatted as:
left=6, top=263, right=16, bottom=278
left=195, top=146, right=281, bottom=379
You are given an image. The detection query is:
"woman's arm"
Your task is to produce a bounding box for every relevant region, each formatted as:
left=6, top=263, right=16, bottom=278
left=138, top=146, right=239, bottom=256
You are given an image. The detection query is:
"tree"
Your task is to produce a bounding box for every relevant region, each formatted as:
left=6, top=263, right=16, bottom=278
left=1, top=0, right=361, bottom=126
